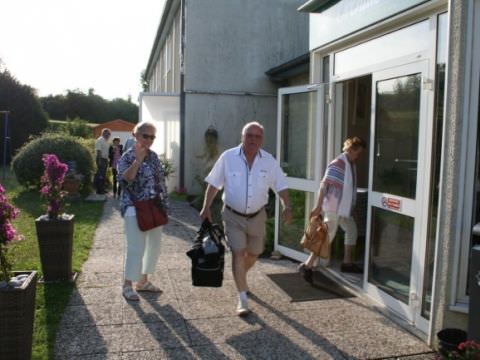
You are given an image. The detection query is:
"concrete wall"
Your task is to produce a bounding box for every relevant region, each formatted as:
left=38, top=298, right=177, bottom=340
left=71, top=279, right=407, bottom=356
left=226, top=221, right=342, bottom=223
left=182, top=0, right=309, bottom=193
left=183, top=93, right=278, bottom=193
left=184, top=0, right=308, bottom=94
left=431, top=0, right=470, bottom=340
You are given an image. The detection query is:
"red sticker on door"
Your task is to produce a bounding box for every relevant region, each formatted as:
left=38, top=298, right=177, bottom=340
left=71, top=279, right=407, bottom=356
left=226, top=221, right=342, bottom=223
left=381, top=196, right=401, bottom=211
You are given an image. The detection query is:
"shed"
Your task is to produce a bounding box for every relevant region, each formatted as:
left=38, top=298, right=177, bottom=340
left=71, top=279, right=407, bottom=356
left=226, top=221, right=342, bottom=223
left=92, top=119, right=135, bottom=145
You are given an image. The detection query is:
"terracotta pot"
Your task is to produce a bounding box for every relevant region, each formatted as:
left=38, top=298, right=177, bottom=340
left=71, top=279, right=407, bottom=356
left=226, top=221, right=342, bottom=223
left=0, top=271, right=37, bottom=360
left=35, top=214, right=74, bottom=282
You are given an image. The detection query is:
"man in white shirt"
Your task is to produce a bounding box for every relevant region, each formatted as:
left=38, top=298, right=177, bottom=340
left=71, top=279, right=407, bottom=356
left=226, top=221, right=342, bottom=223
left=200, top=121, right=292, bottom=316
left=94, top=128, right=111, bottom=194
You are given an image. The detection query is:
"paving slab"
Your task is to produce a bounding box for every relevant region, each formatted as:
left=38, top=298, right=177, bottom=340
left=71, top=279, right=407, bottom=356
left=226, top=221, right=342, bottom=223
left=54, top=197, right=436, bottom=359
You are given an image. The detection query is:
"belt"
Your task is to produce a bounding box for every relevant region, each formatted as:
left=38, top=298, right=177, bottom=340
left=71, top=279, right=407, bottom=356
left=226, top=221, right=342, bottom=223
left=225, top=205, right=264, bottom=219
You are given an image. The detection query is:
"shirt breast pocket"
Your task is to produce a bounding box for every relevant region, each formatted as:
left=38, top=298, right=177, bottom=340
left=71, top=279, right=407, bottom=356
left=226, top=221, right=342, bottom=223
left=227, top=171, right=243, bottom=188
left=258, top=172, right=269, bottom=192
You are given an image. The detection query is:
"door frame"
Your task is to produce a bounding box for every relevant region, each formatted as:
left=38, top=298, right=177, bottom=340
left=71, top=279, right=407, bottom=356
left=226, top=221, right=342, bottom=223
left=274, top=84, right=327, bottom=261
left=363, top=60, right=434, bottom=332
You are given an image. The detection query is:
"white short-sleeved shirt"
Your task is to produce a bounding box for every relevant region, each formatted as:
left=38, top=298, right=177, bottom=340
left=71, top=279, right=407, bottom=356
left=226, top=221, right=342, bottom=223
left=95, top=137, right=110, bottom=159
left=205, top=145, right=288, bottom=214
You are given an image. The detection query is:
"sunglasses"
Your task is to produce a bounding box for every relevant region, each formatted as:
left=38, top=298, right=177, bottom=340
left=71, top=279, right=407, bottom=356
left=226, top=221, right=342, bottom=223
left=141, top=134, right=156, bottom=140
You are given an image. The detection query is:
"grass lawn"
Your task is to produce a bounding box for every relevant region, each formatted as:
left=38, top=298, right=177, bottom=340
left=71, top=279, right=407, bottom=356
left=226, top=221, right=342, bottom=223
left=2, top=171, right=104, bottom=360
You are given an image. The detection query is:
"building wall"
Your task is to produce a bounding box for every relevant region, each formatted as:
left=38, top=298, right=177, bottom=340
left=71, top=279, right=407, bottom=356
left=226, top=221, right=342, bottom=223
left=184, top=0, right=308, bottom=94
left=183, top=93, right=278, bottom=193
left=431, top=0, right=475, bottom=337
left=147, top=3, right=181, bottom=94
left=182, top=0, right=309, bottom=192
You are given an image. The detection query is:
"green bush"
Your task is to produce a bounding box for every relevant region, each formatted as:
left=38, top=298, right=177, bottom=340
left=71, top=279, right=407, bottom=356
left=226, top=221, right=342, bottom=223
left=64, top=118, right=93, bottom=138
left=47, top=118, right=93, bottom=139
left=11, top=133, right=95, bottom=188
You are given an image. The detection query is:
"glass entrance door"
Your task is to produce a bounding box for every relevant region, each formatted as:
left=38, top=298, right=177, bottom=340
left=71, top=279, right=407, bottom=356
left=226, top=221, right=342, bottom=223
left=365, top=61, right=431, bottom=331
left=275, top=84, right=327, bottom=261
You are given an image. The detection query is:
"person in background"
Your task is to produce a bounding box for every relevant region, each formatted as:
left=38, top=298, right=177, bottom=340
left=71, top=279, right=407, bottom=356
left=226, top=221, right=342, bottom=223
left=124, top=134, right=136, bottom=153
left=200, top=121, right=292, bottom=316
left=298, top=136, right=367, bottom=283
left=94, top=128, right=111, bottom=194
left=118, top=122, right=169, bottom=301
left=109, top=137, right=123, bottom=198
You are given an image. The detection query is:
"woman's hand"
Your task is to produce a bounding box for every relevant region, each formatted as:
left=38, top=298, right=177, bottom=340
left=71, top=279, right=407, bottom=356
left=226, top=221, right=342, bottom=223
left=310, top=205, right=322, bottom=218
left=134, top=142, right=148, bottom=162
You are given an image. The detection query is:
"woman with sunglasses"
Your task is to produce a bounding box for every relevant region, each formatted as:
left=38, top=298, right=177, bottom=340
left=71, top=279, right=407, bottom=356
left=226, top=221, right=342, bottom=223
left=117, top=121, right=169, bottom=301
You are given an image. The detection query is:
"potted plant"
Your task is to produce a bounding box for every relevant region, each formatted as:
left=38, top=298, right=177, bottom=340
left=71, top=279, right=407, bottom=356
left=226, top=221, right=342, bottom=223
left=35, top=154, right=75, bottom=282
left=0, top=183, right=37, bottom=360
left=437, top=339, right=480, bottom=359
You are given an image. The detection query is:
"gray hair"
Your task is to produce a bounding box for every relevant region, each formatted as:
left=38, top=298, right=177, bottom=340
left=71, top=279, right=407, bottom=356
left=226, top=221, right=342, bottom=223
left=241, top=121, right=264, bottom=136
left=133, top=121, right=157, bottom=134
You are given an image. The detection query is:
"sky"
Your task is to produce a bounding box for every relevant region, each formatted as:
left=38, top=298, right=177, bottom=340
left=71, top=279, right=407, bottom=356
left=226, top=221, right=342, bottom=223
left=0, top=0, right=166, bottom=103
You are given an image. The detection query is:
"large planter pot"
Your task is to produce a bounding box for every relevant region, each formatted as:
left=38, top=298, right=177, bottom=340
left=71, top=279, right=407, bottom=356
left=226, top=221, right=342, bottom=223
left=0, top=271, right=37, bottom=360
left=437, top=328, right=467, bottom=356
left=35, top=214, right=75, bottom=282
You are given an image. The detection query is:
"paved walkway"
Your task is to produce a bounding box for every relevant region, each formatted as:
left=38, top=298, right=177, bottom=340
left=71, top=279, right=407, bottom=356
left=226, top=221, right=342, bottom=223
left=55, top=198, right=436, bottom=359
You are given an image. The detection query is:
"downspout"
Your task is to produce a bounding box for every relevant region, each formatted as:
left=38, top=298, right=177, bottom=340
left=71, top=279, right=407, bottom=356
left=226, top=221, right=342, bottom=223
left=179, top=0, right=186, bottom=189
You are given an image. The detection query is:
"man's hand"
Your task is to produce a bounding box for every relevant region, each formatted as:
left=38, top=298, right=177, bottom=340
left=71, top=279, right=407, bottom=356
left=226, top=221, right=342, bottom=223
left=200, top=207, right=212, bottom=223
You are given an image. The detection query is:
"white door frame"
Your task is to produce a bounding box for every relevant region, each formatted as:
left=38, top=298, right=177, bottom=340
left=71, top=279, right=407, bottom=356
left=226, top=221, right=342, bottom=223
left=274, top=84, right=327, bottom=261
left=363, top=60, right=433, bottom=332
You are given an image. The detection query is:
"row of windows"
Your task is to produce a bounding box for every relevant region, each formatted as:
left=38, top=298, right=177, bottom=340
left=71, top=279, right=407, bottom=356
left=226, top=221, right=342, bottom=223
left=150, top=10, right=181, bottom=93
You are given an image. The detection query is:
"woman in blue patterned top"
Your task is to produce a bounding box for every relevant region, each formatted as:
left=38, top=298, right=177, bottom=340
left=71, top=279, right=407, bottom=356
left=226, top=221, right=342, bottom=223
left=118, top=121, right=169, bottom=301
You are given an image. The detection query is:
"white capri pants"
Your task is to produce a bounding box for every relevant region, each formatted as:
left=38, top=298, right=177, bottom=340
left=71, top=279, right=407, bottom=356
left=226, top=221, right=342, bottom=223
left=124, top=214, right=163, bottom=282
left=324, top=211, right=358, bottom=246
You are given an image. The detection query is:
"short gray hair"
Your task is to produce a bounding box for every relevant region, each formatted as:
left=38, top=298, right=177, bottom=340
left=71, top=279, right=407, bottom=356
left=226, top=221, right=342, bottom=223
left=134, top=121, right=157, bottom=134
left=241, top=121, right=264, bottom=136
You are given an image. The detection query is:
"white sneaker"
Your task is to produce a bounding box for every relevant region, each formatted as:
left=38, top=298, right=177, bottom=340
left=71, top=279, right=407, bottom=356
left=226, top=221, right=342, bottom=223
left=236, top=298, right=250, bottom=317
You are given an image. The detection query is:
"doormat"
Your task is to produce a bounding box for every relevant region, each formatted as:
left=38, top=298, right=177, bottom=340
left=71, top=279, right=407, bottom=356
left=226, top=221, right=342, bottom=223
left=267, top=272, right=355, bottom=302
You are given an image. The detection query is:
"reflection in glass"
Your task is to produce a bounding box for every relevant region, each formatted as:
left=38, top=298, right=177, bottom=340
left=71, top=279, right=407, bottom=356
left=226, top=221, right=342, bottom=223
left=334, top=20, right=429, bottom=75
left=369, top=207, right=414, bottom=304
left=278, top=190, right=316, bottom=251
left=373, top=74, right=421, bottom=198
left=280, top=92, right=316, bottom=179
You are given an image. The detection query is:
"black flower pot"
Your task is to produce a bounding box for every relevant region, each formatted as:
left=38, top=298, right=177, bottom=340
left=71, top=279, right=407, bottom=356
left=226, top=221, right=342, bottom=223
left=0, top=271, right=37, bottom=360
left=437, top=328, right=467, bottom=356
left=35, top=214, right=75, bottom=282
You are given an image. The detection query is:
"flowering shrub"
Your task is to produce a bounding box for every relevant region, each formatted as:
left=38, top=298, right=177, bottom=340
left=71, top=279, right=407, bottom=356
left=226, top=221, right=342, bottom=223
left=441, top=340, right=480, bottom=360
left=0, top=183, right=23, bottom=282
left=40, top=154, right=69, bottom=219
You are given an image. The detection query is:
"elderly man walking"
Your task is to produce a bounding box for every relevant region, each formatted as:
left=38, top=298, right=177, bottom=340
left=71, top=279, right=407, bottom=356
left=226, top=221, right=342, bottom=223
left=94, top=128, right=111, bottom=194
left=200, top=121, right=292, bottom=316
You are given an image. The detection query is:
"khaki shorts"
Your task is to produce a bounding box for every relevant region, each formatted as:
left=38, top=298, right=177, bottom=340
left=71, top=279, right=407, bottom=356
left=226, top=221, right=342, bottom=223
left=222, top=206, right=267, bottom=255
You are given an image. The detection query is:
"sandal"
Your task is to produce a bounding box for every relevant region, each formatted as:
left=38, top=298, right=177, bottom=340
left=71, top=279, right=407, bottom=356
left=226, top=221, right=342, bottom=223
left=122, top=285, right=140, bottom=301
left=135, top=281, right=162, bottom=293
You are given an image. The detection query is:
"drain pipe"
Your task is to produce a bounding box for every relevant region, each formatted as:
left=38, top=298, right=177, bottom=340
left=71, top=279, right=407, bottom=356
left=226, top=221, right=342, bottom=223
left=179, top=0, right=186, bottom=189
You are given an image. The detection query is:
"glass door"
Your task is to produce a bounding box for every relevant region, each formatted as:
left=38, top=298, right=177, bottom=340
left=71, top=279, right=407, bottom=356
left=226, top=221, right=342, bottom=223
left=275, top=84, right=327, bottom=261
left=365, top=61, right=431, bottom=331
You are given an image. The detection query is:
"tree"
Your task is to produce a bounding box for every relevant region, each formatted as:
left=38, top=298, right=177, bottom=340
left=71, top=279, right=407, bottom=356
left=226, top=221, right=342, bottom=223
left=140, top=69, right=149, bottom=92
left=40, top=89, right=138, bottom=123
left=0, top=66, right=48, bottom=163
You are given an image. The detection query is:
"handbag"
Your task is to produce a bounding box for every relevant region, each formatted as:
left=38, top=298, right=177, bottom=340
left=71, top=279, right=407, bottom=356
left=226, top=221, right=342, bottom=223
left=300, top=214, right=330, bottom=259
left=133, top=197, right=168, bottom=231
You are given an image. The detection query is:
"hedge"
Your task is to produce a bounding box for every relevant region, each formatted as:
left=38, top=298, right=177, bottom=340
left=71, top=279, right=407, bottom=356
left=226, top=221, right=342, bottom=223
left=11, top=133, right=95, bottom=188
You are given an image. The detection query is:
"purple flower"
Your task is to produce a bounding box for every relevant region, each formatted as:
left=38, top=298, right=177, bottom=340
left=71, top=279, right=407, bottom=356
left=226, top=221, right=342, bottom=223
left=0, top=183, right=23, bottom=282
left=40, top=154, right=69, bottom=219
